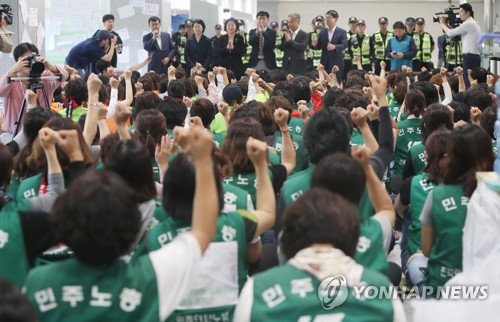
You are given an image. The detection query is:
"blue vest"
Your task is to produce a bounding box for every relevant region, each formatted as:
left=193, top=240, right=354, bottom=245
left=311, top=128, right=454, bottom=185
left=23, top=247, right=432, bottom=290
left=390, top=35, right=413, bottom=71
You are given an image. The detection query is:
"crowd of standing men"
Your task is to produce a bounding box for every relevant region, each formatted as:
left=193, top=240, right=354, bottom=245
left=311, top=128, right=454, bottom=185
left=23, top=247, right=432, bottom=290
left=62, top=5, right=480, bottom=88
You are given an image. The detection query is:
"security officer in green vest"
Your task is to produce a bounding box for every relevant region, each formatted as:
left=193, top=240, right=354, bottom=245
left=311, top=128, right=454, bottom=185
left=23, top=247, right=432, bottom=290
left=271, top=21, right=284, bottom=69
left=308, top=17, right=324, bottom=68
left=238, top=19, right=251, bottom=68
left=372, top=17, right=393, bottom=75
left=344, top=16, right=357, bottom=81
left=413, top=17, right=435, bottom=71
left=177, top=19, right=193, bottom=71
left=444, top=35, right=462, bottom=72
left=349, top=19, right=373, bottom=72
left=405, top=17, right=416, bottom=37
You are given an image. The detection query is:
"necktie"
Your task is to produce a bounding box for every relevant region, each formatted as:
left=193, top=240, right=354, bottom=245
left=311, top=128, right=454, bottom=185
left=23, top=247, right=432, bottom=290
left=258, top=31, right=264, bottom=58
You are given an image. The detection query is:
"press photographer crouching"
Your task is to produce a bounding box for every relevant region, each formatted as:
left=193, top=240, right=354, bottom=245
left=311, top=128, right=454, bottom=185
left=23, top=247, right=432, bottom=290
left=0, top=4, right=13, bottom=53
left=439, top=3, right=481, bottom=88
left=0, top=43, right=68, bottom=136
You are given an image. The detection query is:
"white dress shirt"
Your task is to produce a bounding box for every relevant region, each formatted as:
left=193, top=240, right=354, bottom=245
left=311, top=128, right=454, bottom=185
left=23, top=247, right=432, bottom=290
left=328, top=26, right=337, bottom=42
left=446, top=17, right=481, bottom=55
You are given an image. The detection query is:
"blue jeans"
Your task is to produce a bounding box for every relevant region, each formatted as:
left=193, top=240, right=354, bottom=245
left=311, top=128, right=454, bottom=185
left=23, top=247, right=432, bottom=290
left=463, top=53, right=481, bottom=88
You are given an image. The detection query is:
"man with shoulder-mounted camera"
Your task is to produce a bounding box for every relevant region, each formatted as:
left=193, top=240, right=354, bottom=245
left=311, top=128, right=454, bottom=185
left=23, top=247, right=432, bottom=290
left=0, top=43, right=68, bottom=135
left=0, top=11, right=13, bottom=53
left=279, top=13, right=308, bottom=75
left=439, top=3, right=481, bottom=88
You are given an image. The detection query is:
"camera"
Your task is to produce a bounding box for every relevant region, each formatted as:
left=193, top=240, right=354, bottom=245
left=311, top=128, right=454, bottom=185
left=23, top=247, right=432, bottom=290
left=433, top=6, right=461, bottom=28
left=24, top=53, right=45, bottom=77
left=0, top=4, right=13, bottom=25
left=281, top=20, right=289, bottom=32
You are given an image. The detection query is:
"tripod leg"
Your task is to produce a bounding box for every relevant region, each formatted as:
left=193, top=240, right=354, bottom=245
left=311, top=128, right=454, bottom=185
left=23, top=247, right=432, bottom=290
left=13, top=99, right=28, bottom=137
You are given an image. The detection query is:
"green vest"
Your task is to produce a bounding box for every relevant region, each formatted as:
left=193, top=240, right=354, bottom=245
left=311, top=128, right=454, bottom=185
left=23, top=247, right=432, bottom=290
left=493, top=139, right=497, bottom=156
left=268, top=150, right=280, bottom=165
left=445, top=37, right=463, bottom=66
left=373, top=31, right=393, bottom=60
left=223, top=170, right=273, bottom=208
left=356, top=218, right=389, bottom=275
left=309, top=31, right=322, bottom=67
left=425, top=184, right=467, bottom=297
left=409, top=143, right=427, bottom=176
left=213, top=132, right=225, bottom=147
left=413, top=32, right=432, bottom=63
left=350, top=128, right=365, bottom=147
left=408, top=173, right=434, bottom=257
left=351, top=34, right=372, bottom=65
left=222, top=183, right=252, bottom=212
left=271, top=131, right=308, bottom=173
left=392, top=118, right=423, bottom=176
left=282, top=167, right=375, bottom=221
left=148, top=212, right=248, bottom=321
left=275, top=36, right=284, bottom=68
left=387, top=92, right=402, bottom=120
left=345, top=31, right=355, bottom=60
left=58, top=106, right=87, bottom=123
left=250, top=263, right=393, bottom=321
left=0, top=199, right=32, bottom=287
left=25, top=257, right=159, bottom=322
left=179, top=35, right=187, bottom=65
left=15, top=173, right=44, bottom=200
left=243, top=33, right=251, bottom=65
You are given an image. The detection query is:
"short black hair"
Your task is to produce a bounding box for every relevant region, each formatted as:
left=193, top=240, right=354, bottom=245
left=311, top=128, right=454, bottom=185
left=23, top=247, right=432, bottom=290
left=0, top=279, right=37, bottom=322
left=256, top=11, right=270, bottom=18
left=102, top=14, right=114, bottom=22
left=281, top=188, right=360, bottom=259
left=193, top=19, right=206, bottom=33
left=303, top=106, right=350, bottom=164
left=65, top=78, right=88, bottom=106
left=224, top=18, right=239, bottom=32
left=326, top=10, right=339, bottom=19
left=51, top=171, right=141, bottom=266
left=311, top=153, right=366, bottom=204
left=158, top=98, right=188, bottom=129
left=410, top=81, right=438, bottom=106
left=148, top=16, right=161, bottom=24
left=465, top=87, right=493, bottom=111
left=163, top=153, right=223, bottom=221
left=104, top=139, right=157, bottom=202
left=470, top=67, right=488, bottom=84
left=167, top=80, right=185, bottom=99
left=290, top=76, right=312, bottom=103
left=459, top=3, right=473, bottom=15
left=13, top=43, right=38, bottom=62
left=190, top=98, right=215, bottom=128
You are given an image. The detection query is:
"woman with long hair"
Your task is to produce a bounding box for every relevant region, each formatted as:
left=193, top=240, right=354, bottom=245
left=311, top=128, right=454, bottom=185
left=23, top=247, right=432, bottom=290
left=421, top=125, right=494, bottom=297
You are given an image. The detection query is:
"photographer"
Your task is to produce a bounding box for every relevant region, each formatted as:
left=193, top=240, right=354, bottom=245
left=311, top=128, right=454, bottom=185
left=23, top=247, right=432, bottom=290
left=0, top=12, right=12, bottom=53
left=0, top=43, right=68, bottom=135
left=439, top=3, right=481, bottom=88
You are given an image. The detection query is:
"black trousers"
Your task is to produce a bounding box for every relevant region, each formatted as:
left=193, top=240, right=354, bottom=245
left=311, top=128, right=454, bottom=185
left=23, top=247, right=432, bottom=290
left=463, top=53, right=481, bottom=88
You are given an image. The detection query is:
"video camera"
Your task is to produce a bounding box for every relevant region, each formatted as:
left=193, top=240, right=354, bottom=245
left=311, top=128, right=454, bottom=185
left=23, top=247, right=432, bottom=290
left=281, top=20, right=289, bottom=32
left=24, top=53, right=45, bottom=78
left=433, top=6, right=461, bottom=28
left=0, top=4, right=13, bottom=25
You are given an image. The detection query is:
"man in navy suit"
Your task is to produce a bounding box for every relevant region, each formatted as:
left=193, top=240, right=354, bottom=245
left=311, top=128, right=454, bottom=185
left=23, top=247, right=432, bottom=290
left=248, top=11, right=277, bottom=71
left=143, top=16, right=176, bottom=74
left=312, top=10, right=348, bottom=80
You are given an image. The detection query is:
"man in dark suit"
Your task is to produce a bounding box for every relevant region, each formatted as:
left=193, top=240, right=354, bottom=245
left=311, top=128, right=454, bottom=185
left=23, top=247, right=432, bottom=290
left=142, top=16, right=176, bottom=74
left=248, top=11, right=277, bottom=71
left=279, top=13, right=309, bottom=75
left=312, top=10, right=348, bottom=80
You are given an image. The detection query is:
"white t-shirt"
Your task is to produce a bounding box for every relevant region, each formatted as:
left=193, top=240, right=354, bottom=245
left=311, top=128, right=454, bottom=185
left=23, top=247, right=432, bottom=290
left=148, top=232, right=202, bottom=321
